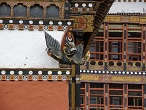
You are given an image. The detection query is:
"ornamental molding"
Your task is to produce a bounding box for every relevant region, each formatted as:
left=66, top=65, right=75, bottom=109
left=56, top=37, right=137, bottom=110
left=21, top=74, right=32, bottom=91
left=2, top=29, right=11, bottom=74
left=70, top=15, right=94, bottom=32
left=80, top=70, right=146, bottom=75
left=0, top=68, right=71, bottom=81
left=104, top=15, right=146, bottom=24
left=81, top=73, right=146, bottom=84
left=0, top=19, right=73, bottom=31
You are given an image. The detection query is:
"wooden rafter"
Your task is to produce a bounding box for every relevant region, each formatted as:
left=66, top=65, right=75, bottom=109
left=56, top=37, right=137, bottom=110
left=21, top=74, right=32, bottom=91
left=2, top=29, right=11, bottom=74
left=83, top=0, right=115, bottom=56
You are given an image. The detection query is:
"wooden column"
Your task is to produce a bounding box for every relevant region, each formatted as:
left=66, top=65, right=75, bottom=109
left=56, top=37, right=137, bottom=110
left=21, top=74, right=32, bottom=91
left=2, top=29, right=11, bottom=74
left=10, top=6, right=14, bottom=17
left=104, top=83, right=108, bottom=110
left=85, top=83, right=89, bottom=110
left=143, top=25, right=146, bottom=71
left=104, top=22, right=108, bottom=70
left=71, top=65, right=81, bottom=110
left=71, top=65, right=76, bottom=110
left=123, top=23, right=127, bottom=70
left=123, top=84, right=127, bottom=110
left=75, top=65, right=81, bottom=110
left=144, top=84, right=146, bottom=110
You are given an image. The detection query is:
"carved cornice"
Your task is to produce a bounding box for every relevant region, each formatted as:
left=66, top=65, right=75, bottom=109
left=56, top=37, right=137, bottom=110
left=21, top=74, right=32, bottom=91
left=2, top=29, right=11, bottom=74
left=83, top=0, right=115, bottom=56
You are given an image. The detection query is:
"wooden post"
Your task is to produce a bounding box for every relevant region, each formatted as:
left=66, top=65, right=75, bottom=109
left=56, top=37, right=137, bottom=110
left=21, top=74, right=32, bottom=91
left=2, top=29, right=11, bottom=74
left=70, top=65, right=81, bottom=110
left=75, top=65, right=81, bottom=110
left=71, top=65, right=76, bottom=110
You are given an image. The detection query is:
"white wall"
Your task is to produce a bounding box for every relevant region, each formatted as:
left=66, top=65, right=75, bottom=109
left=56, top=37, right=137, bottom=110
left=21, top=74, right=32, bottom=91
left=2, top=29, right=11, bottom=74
left=109, top=0, right=146, bottom=13
left=0, top=30, right=64, bottom=68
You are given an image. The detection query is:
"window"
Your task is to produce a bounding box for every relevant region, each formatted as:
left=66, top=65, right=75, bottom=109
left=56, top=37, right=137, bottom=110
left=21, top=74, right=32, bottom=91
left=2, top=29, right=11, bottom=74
left=90, top=96, right=104, bottom=104
left=128, top=84, right=143, bottom=109
left=128, top=42, right=141, bottom=53
left=108, top=41, right=122, bottom=60
left=90, top=33, right=104, bottom=60
left=128, top=97, right=142, bottom=106
left=110, top=97, right=122, bottom=105
left=0, top=3, right=10, bottom=17
left=30, top=4, right=43, bottom=18
left=14, top=4, right=27, bottom=17
left=46, top=5, right=59, bottom=18
left=81, top=83, right=143, bottom=110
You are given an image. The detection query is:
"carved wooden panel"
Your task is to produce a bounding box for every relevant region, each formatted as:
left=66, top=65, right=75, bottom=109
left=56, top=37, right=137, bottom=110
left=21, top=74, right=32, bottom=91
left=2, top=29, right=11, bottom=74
left=70, top=15, right=94, bottom=32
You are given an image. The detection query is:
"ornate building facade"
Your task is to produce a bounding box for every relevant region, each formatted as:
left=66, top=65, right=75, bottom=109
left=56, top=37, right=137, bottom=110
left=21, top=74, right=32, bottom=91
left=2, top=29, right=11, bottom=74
left=0, top=0, right=146, bottom=110
left=80, top=0, right=146, bottom=110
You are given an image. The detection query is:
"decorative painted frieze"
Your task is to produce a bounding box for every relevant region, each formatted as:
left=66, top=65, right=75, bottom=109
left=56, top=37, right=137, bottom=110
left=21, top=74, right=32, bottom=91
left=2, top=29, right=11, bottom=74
left=80, top=70, right=146, bottom=75
left=70, top=15, right=94, bottom=32
left=0, top=69, right=71, bottom=81
left=81, top=73, right=146, bottom=83
left=104, top=15, right=146, bottom=24
left=0, top=19, right=73, bottom=31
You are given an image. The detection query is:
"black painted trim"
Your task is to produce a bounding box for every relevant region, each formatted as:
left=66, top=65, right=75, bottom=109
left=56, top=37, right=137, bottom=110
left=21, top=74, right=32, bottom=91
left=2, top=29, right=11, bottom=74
left=104, top=62, right=107, bottom=70
left=72, top=77, right=76, bottom=83
left=75, top=84, right=81, bottom=108
left=143, top=63, right=145, bottom=71
left=75, top=65, right=81, bottom=108
left=86, top=61, right=89, bottom=69
left=64, top=1, right=70, bottom=19
left=105, top=83, right=108, bottom=93
left=0, top=69, right=70, bottom=75
left=124, top=30, right=126, bottom=39
left=0, top=19, right=73, bottom=25
left=144, top=84, right=146, bottom=94
left=124, top=63, right=126, bottom=70
left=144, top=99, right=146, bottom=107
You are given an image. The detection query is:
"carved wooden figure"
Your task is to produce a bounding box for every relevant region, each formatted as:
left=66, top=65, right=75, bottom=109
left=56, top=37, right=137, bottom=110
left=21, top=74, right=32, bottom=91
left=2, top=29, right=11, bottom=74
left=45, top=31, right=85, bottom=65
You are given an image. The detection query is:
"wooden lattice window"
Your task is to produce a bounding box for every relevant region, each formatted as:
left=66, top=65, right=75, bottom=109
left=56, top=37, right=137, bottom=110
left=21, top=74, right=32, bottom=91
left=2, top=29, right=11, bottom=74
left=90, top=32, right=104, bottom=60
left=128, top=84, right=143, bottom=109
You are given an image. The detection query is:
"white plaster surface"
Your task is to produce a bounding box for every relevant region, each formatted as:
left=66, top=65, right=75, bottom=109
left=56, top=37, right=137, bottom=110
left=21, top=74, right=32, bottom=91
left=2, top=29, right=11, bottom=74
left=0, top=30, right=64, bottom=68
left=109, top=0, right=146, bottom=13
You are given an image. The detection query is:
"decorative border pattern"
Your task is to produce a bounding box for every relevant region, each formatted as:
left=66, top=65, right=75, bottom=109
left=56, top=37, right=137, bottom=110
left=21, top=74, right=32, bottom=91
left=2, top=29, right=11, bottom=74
left=0, top=75, right=70, bottom=81
left=0, top=69, right=71, bottom=81
left=0, top=19, right=73, bottom=31
left=70, top=15, right=94, bottom=32
left=70, top=2, right=96, bottom=14
left=81, top=73, right=146, bottom=84
left=104, top=15, right=146, bottom=24
left=114, top=0, right=146, bottom=2
left=80, top=69, right=146, bottom=75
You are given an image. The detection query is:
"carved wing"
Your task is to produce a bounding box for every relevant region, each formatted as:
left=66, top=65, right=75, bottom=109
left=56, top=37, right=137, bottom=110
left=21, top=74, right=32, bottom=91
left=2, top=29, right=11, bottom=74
left=72, top=44, right=84, bottom=64
left=45, top=31, right=63, bottom=59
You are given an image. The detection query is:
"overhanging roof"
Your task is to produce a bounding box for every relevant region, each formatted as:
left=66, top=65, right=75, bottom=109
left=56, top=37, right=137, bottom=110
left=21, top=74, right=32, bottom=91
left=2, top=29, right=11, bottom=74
left=83, top=0, right=115, bottom=55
